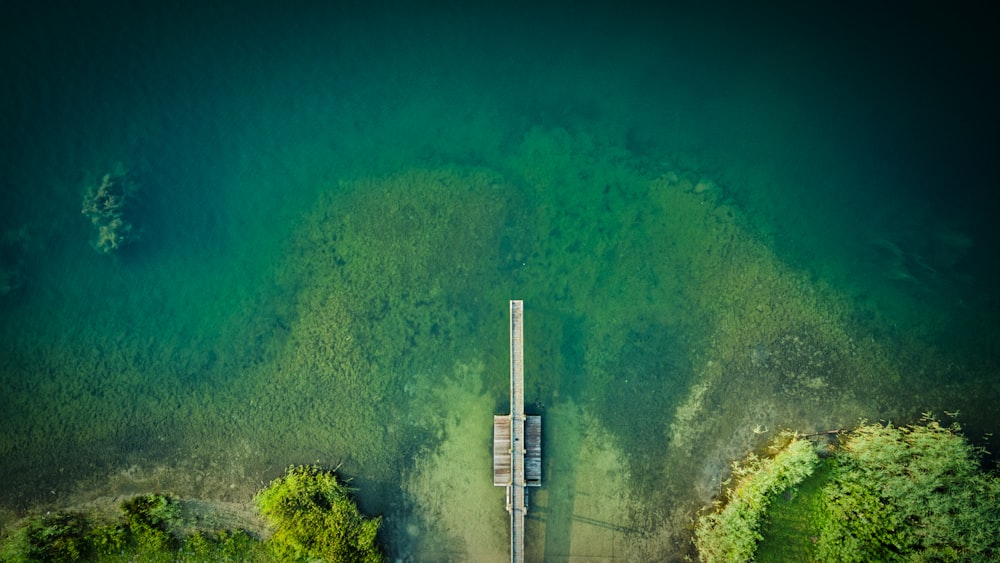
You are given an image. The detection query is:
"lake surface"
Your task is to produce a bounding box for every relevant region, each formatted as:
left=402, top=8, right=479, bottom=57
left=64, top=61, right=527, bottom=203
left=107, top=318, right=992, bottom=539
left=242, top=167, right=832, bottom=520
left=2, top=1, right=998, bottom=559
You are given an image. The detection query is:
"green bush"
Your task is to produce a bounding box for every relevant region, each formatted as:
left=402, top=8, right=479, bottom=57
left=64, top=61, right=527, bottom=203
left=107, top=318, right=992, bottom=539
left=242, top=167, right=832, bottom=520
left=86, top=523, right=127, bottom=556
left=216, top=529, right=265, bottom=561
left=0, top=493, right=266, bottom=562
left=0, top=512, right=90, bottom=563
left=176, top=529, right=266, bottom=562
left=699, top=419, right=1000, bottom=562
left=694, top=434, right=820, bottom=562
left=178, top=530, right=213, bottom=560
left=121, top=493, right=180, bottom=530
left=256, top=465, right=383, bottom=563
left=120, top=493, right=180, bottom=553
left=815, top=419, right=1000, bottom=562
left=0, top=473, right=387, bottom=562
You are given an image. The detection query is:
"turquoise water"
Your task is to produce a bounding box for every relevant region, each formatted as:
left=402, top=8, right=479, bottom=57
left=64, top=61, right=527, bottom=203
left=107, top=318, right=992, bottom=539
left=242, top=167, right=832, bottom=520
left=2, top=1, right=998, bottom=559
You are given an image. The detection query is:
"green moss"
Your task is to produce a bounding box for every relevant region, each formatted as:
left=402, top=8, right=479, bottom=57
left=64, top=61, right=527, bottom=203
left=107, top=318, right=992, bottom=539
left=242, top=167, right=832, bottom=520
left=755, top=458, right=833, bottom=561
left=256, top=465, right=383, bottom=563
left=694, top=434, right=820, bottom=562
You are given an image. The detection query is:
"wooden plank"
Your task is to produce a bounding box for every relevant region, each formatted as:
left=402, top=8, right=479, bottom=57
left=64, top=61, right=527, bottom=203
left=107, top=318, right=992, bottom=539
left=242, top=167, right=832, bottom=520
left=525, top=416, right=542, bottom=486
left=510, top=300, right=524, bottom=419
left=509, top=300, right=526, bottom=563
left=493, top=416, right=512, bottom=486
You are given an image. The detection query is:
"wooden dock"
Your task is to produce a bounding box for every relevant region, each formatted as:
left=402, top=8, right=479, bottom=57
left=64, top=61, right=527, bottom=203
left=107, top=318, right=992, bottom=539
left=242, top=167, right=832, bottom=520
left=494, top=300, right=541, bottom=563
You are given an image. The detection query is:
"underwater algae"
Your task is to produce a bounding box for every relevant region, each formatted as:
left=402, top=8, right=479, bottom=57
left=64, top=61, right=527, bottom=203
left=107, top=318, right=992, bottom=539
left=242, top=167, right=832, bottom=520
left=492, top=127, right=934, bottom=558
left=0, top=0, right=997, bottom=558
left=0, top=125, right=984, bottom=560
left=285, top=126, right=917, bottom=558
left=342, top=128, right=942, bottom=558
left=228, top=166, right=519, bottom=483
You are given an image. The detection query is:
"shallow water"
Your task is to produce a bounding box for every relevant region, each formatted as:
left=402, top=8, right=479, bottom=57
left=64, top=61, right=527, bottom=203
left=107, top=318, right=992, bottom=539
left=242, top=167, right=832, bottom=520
left=2, top=1, right=998, bottom=559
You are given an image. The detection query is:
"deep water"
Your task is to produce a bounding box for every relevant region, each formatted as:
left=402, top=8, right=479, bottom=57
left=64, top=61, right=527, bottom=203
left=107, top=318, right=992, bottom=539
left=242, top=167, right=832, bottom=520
left=2, top=1, right=998, bottom=559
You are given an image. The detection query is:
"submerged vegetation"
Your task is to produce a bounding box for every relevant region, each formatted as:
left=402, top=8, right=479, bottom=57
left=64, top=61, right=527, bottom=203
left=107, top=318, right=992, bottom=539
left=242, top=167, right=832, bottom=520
left=80, top=164, right=140, bottom=255
left=1, top=124, right=997, bottom=560
left=0, top=467, right=382, bottom=562
left=695, top=419, right=1000, bottom=562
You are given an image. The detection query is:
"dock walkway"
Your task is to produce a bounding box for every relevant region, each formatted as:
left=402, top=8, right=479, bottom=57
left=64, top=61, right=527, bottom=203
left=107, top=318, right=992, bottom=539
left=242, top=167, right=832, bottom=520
left=493, top=300, right=541, bottom=563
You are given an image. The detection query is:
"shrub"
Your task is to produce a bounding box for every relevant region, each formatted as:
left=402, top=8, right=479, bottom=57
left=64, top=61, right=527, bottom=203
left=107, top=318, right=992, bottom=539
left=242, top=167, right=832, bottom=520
left=121, top=493, right=181, bottom=553
left=0, top=512, right=90, bottom=563
left=815, top=419, right=1000, bottom=561
left=178, top=530, right=213, bottom=559
left=175, top=529, right=265, bottom=562
left=256, top=465, right=383, bottom=563
left=216, top=529, right=264, bottom=561
left=0, top=493, right=269, bottom=562
left=86, top=523, right=128, bottom=556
